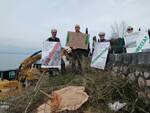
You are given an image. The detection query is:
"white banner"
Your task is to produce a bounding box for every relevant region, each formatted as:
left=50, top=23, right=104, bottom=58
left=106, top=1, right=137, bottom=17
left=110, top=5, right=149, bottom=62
left=41, top=41, right=61, bottom=68
left=135, top=32, right=150, bottom=52
left=91, top=42, right=110, bottom=70
left=124, top=32, right=150, bottom=53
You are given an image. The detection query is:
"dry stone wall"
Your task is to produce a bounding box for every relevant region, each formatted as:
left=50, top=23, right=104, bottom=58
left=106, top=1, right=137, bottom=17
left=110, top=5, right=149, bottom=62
left=106, top=52, right=150, bottom=99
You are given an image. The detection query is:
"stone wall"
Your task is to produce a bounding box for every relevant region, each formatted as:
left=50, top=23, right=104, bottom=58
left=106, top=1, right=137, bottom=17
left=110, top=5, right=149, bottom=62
left=107, top=52, right=150, bottom=99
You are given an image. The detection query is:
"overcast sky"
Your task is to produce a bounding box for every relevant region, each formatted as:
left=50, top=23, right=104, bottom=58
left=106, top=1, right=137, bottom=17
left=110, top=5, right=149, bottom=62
left=0, top=0, right=150, bottom=49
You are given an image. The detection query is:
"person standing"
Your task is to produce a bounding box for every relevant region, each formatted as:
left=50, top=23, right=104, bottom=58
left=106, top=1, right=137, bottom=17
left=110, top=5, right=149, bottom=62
left=71, top=24, right=86, bottom=74
left=46, top=29, right=65, bottom=76
left=92, top=36, right=97, bottom=55
left=98, top=32, right=108, bottom=42
left=47, top=29, right=60, bottom=42
left=126, top=26, right=134, bottom=34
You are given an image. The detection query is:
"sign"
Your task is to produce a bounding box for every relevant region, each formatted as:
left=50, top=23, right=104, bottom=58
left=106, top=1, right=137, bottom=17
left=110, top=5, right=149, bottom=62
left=41, top=41, right=61, bottom=68
left=124, top=32, right=150, bottom=53
left=91, top=42, right=110, bottom=70
left=124, top=32, right=138, bottom=48
left=66, top=31, right=89, bottom=49
left=135, top=32, right=150, bottom=52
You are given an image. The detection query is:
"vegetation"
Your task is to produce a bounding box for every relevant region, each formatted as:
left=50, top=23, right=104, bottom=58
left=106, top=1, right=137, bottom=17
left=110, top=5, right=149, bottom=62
left=5, top=67, right=149, bottom=113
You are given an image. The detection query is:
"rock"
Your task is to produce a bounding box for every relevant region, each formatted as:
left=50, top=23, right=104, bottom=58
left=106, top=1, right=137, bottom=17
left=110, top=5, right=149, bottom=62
left=119, top=66, right=123, bottom=72
left=146, top=89, right=150, bottom=99
left=138, top=53, right=147, bottom=65
left=113, top=66, right=118, bottom=73
left=121, top=74, right=126, bottom=79
left=146, top=53, right=150, bottom=65
left=138, top=77, right=146, bottom=89
left=122, top=66, right=129, bottom=75
left=138, top=91, right=146, bottom=98
left=139, top=71, right=143, bottom=76
left=131, top=53, right=138, bottom=65
left=128, top=73, right=136, bottom=82
left=111, top=71, right=117, bottom=77
left=108, top=54, right=115, bottom=63
left=123, top=54, right=132, bottom=65
left=129, top=68, right=135, bottom=73
left=146, top=80, right=150, bottom=87
left=144, top=72, right=150, bottom=79
left=115, top=54, right=123, bottom=64
left=135, top=70, right=140, bottom=77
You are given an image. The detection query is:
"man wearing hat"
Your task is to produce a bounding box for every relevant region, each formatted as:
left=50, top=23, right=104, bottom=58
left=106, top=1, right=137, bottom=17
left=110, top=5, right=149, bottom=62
left=98, top=32, right=108, bottom=42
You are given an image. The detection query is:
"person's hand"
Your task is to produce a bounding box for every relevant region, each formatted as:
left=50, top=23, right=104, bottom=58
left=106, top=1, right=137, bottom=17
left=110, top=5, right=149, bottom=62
left=65, top=46, right=72, bottom=53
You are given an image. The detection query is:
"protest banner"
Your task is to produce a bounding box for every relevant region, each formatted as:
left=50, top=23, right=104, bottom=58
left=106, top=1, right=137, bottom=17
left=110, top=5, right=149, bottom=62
left=124, top=32, right=138, bottom=53
left=66, top=31, right=89, bottom=49
left=41, top=41, right=61, bottom=68
left=91, top=42, right=110, bottom=70
left=124, top=32, right=150, bottom=53
left=135, top=32, right=150, bottom=52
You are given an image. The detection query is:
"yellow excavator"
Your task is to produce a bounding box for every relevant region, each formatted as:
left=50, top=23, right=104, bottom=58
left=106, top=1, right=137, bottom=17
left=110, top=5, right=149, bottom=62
left=0, top=48, right=70, bottom=100
left=0, top=50, right=44, bottom=100
left=17, top=51, right=43, bottom=83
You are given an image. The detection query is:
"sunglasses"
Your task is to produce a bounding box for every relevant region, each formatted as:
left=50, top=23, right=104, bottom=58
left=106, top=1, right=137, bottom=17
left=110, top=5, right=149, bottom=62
left=99, top=35, right=105, bottom=36
left=127, top=28, right=133, bottom=31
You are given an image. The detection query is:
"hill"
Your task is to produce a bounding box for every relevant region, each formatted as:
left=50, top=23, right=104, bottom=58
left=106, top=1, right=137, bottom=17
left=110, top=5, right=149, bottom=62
left=7, top=66, right=150, bottom=113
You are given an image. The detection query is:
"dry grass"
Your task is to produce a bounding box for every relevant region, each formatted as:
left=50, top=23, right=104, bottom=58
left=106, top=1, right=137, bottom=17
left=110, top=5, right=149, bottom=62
left=6, top=59, right=150, bottom=113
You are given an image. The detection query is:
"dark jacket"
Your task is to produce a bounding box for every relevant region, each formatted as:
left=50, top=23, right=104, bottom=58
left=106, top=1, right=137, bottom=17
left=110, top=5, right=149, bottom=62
left=47, top=37, right=60, bottom=42
left=109, top=38, right=126, bottom=54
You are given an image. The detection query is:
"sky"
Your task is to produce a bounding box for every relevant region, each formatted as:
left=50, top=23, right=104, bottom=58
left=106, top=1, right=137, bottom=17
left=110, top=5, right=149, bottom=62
left=0, top=0, right=150, bottom=49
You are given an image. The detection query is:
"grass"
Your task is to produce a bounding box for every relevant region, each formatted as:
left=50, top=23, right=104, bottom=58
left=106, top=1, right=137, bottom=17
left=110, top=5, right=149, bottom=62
left=6, top=65, right=150, bottom=113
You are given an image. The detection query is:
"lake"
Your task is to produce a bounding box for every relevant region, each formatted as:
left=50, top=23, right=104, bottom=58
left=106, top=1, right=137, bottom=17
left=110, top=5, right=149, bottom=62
left=0, top=54, right=29, bottom=70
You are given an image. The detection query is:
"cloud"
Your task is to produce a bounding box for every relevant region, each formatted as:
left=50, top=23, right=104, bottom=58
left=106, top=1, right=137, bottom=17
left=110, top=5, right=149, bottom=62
left=0, top=0, right=150, bottom=48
